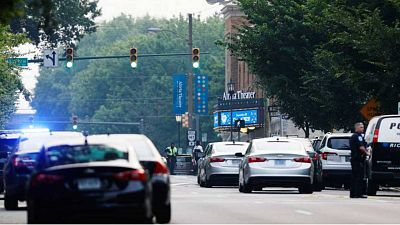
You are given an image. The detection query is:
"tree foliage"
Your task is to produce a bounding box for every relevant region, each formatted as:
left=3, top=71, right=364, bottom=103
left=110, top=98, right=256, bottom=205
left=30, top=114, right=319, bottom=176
left=32, top=15, right=225, bottom=149
left=223, top=0, right=400, bottom=136
left=0, top=25, right=29, bottom=128
left=1, top=0, right=101, bottom=48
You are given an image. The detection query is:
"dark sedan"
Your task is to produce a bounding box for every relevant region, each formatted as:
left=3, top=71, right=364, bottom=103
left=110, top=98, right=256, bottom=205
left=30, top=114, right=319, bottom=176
left=3, top=131, right=83, bottom=210
left=27, top=137, right=153, bottom=224
left=92, top=134, right=171, bottom=224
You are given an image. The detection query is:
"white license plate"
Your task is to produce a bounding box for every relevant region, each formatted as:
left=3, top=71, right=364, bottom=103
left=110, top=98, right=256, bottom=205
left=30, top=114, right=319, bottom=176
left=226, top=160, right=240, bottom=165
left=274, top=160, right=286, bottom=166
left=77, top=178, right=101, bottom=190
left=327, top=155, right=341, bottom=162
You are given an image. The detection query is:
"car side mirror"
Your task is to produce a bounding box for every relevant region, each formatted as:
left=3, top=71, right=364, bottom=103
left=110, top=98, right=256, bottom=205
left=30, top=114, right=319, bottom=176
left=235, top=152, right=244, bottom=157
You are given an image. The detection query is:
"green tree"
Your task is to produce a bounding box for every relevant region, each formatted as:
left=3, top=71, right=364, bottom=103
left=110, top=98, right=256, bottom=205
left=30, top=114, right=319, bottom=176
left=223, top=0, right=400, bottom=136
left=0, top=25, right=29, bottom=128
left=32, top=15, right=225, bottom=149
left=2, top=0, right=101, bottom=48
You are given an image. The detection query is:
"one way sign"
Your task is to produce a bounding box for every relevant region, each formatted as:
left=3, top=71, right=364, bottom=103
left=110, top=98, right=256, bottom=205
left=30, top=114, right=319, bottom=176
left=43, top=49, right=58, bottom=68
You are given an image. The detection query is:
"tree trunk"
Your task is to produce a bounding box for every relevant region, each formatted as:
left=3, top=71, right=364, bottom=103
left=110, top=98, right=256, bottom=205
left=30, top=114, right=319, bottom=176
left=304, top=122, right=310, bottom=138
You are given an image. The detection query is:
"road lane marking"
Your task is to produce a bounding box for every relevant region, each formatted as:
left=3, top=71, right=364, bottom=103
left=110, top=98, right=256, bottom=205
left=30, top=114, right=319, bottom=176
left=295, top=210, right=313, bottom=216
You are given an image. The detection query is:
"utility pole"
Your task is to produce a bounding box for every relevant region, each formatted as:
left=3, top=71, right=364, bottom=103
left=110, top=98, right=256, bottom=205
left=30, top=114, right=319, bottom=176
left=187, top=13, right=194, bottom=136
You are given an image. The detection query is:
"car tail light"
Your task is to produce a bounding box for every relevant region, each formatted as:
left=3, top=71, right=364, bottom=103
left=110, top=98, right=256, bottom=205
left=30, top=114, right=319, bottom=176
left=13, top=155, right=35, bottom=168
left=321, top=152, right=337, bottom=160
left=153, top=161, right=169, bottom=174
left=373, top=129, right=379, bottom=143
left=210, top=157, right=225, bottom=163
left=248, top=156, right=267, bottom=163
left=31, top=173, right=64, bottom=187
left=293, top=157, right=312, bottom=163
left=113, top=169, right=147, bottom=182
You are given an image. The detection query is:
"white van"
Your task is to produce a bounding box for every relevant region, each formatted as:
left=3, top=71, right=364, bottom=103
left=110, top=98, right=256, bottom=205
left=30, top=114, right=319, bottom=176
left=365, top=115, right=400, bottom=195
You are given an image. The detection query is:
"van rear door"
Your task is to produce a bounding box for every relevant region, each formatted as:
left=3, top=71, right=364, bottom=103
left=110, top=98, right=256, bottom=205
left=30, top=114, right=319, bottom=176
left=373, top=116, right=400, bottom=172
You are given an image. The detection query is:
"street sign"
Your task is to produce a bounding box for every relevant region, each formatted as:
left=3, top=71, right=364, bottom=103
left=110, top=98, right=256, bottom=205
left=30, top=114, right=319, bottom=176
left=360, top=98, right=380, bottom=121
left=43, top=49, right=58, bottom=67
left=6, top=58, right=28, bottom=67
left=173, top=74, right=187, bottom=115
left=194, top=74, right=208, bottom=115
left=187, top=130, right=196, bottom=142
left=188, top=141, right=195, bottom=147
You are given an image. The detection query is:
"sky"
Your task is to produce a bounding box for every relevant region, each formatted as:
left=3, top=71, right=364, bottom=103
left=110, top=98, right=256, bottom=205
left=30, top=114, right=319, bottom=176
left=17, top=0, right=224, bottom=113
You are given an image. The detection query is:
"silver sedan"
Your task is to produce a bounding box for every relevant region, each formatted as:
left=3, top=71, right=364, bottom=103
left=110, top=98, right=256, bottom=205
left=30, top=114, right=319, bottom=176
left=198, top=141, right=249, bottom=187
left=238, top=137, right=314, bottom=194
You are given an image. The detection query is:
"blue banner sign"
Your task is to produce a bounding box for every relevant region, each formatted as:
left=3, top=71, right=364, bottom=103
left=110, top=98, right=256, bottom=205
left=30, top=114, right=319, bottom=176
left=219, top=109, right=258, bottom=126
left=194, top=74, right=208, bottom=115
left=173, top=74, right=187, bottom=115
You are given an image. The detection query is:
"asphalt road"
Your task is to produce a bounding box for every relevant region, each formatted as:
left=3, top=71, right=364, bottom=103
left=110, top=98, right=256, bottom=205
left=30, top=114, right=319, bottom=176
left=1, top=175, right=400, bottom=224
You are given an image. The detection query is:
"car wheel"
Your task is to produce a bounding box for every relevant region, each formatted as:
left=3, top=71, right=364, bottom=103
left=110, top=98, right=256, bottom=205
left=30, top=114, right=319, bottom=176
left=239, top=182, right=244, bottom=193
left=299, top=183, right=314, bottom=194
left=242, top=179, right=252, bottom=193
left=204, top=176, right=212, bottom=188
left=27, top=206, right=48, bottom=224
left=4, top=193, right=18, bottom=210
left=156, top=203, right=171, bottom=224
left=313, top=182, right=323, bottom=192
left=367, top=179, right=378, bottom=196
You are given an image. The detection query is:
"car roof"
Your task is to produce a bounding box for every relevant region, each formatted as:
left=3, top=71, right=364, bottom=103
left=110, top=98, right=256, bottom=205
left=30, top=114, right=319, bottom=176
left=372, top=114, right=400, bottom=120
left=210, top=141, right=249, bottom=146
left=43, top=136, right=130, bottom=151
left=324, top=133, right=352, bottom=137
left=89, top=134, right=162, bottom=161
left=17, top=132, right=84, bottom=153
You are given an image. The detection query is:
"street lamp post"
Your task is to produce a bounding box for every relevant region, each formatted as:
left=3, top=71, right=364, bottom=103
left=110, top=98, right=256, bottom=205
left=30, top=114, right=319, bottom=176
left=147, top=13, right=197, bottom=144
left=175, top=115, right=182, bottom=148
left=227, top=81, right=235, bottom=142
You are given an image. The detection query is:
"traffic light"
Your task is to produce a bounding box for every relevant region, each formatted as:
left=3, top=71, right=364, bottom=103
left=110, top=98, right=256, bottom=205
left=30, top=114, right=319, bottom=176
left=66, top=47, right=74, bottom=68
left=130, top=48, right=138, bottom=68
left=72, top=116, right=78, bottom=130
left=182, top=113, right=189, bottom=128
left=192, top=48, right=200, bottom=69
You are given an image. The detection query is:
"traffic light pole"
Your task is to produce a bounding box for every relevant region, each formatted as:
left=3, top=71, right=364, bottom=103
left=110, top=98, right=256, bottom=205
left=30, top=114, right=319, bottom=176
left=187, top=13, right=194, bottom=135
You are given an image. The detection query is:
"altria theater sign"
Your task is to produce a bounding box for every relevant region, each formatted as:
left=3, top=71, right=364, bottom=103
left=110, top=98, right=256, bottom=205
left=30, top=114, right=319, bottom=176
left=223, top=91, right=256, bottom=100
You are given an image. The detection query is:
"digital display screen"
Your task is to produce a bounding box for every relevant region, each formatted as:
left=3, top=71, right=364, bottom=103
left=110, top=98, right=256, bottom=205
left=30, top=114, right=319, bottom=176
left=219, top=109, right=258, bottom=126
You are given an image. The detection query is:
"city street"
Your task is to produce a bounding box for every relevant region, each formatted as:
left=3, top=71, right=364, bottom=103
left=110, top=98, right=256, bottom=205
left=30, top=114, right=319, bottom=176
left=1, top=175, right=400, bottom=224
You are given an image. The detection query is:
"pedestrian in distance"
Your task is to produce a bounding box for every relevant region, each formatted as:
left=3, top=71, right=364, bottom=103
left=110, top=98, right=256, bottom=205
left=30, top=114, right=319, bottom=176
left=192, top=141, right=204, bottom=175
left=165, top=142, right=178, bottom=175
left=349, top=122, right=370, bottom=198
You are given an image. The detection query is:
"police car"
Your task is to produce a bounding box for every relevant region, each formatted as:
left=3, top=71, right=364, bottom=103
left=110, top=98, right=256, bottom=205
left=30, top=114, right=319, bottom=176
left=365, top=115, right=400, bottom=195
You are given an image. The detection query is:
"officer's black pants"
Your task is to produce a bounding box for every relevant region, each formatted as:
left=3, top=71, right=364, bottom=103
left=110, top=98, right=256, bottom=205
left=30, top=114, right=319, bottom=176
left=350, top=160, right=365, bottom=197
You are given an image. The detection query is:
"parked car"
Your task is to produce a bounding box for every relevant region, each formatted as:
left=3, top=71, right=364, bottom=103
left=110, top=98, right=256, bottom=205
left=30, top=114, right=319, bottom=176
left=198, top=141, right=249, bottom=187
left=365, top=115, right=400, bottom=196
left=0, top=131, right=21, bottom=193
left=290, top=138, right=324, bottom=191
left=3, top=131, right=83, bottom=210
left=318, top=133, right=352, bottom=189
left=175, top=148, right=194, bottom=175
left=27, top=136, right=153, bottom=223
left=238, top=137, right=314, bottom=194
left=91, top=134, right=171, bottom=223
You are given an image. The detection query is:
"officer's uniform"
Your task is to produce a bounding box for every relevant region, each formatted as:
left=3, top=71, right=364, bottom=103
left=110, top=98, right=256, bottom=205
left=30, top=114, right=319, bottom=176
left=349, top=132, right=367, bottom=198
left=165, top=146, right=178, bottom=174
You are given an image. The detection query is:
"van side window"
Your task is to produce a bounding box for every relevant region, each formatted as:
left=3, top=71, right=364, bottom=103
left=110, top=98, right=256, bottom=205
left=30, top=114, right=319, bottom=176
left=320, top=137, right=327, bottom=149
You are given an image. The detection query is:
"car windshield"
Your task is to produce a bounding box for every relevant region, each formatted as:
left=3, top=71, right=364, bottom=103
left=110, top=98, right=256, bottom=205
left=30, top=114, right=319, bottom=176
left=327, top=137, right=351, bottom=150
left=213, top=144, right=248, bottom=154
left=46, top=144, right=128, bottom=167
left=254, top=141, right=304, bottom=154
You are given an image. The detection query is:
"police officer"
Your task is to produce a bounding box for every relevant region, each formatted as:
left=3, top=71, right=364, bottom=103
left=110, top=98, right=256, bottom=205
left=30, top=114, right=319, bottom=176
left=165, top=143, right=178, bottom=175
left=349, top=122, right=369, bottom=198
